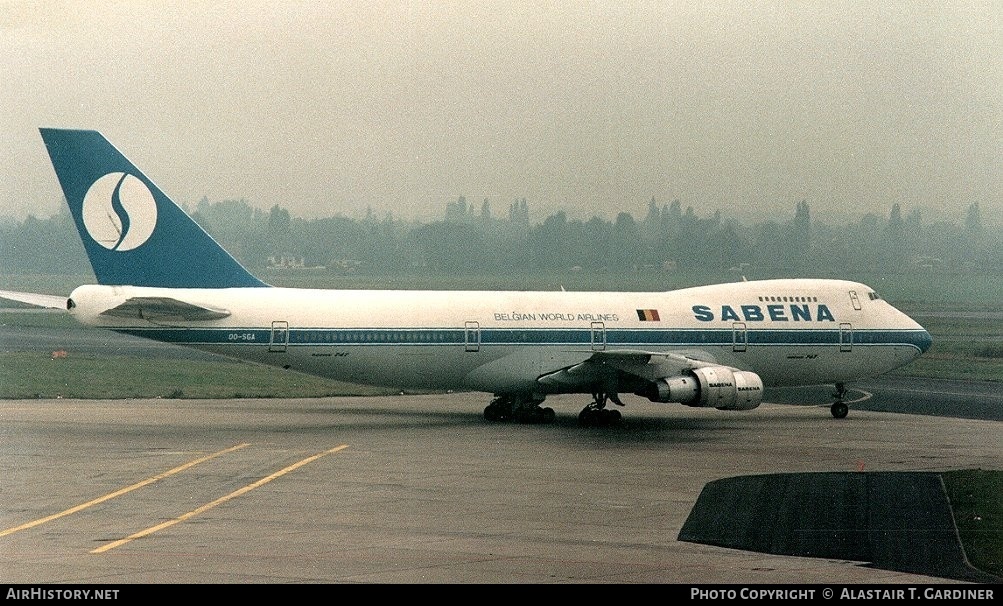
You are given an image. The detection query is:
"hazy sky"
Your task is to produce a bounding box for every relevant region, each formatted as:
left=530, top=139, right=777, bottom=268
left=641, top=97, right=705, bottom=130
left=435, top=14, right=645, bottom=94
left=1, top=1, right=999, bottom=225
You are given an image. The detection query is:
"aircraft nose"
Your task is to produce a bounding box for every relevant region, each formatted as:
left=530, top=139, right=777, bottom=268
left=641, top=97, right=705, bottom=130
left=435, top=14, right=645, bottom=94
left=917, top=327, right=933, bottom=354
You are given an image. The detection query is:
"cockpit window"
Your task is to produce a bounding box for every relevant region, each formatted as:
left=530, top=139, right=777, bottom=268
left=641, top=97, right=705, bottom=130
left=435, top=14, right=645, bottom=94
left=868, top=292, right=881, bottom=301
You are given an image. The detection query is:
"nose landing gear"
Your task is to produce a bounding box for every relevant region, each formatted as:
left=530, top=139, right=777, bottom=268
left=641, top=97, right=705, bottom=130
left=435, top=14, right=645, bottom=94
left=831, top=383, right=849, bottom=419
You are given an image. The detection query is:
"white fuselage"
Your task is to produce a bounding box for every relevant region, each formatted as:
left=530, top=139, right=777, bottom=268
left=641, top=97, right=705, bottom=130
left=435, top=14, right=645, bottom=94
left=66, top=278, right=931, bottom=397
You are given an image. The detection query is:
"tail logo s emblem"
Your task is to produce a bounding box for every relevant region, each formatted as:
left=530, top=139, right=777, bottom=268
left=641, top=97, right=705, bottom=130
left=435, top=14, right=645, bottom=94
left=82, top=172, right=158, bottom=251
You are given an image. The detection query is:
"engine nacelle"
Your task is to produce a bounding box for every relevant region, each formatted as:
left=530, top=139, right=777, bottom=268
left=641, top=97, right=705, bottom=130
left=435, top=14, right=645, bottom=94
left=640, top=366, right=763, bottom=411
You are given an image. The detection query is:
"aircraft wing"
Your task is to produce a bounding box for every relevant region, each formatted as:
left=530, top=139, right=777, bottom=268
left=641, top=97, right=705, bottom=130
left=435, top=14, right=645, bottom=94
left=535, top=347, right=764, bottom=412
left=537, top=348, right=722, bottom=390
left=0, top=289, right=68, bottom=310
left=100, top=297, right=230, bottom=321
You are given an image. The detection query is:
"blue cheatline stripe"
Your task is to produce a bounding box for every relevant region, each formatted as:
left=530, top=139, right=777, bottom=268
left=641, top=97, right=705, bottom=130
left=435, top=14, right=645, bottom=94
left=113, top=327, right=931, bottom=352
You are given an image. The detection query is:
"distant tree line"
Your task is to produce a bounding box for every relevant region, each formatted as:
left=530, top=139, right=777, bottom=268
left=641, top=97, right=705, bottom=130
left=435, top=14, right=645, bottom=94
left=1, top=194, right=999, bottom=279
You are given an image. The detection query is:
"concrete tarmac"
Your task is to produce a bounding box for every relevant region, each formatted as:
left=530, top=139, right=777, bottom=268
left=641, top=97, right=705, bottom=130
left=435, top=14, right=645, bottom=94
left=0, top=393, right=999, bottom=584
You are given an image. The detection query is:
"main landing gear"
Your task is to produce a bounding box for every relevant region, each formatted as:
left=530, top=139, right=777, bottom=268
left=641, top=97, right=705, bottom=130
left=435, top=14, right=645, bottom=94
left=484, top=394, right=556, bottom=424
left=830, top=383, right=849, bottom=419
left=578, top=392, right=624, bottom=427
left=483, top=391, right=627, bottom=426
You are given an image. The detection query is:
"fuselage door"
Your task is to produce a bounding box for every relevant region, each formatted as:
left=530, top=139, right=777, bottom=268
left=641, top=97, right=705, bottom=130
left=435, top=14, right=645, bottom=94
left=733, top=322, right=748, bottom=352
left=269, top=320, right=289, bottom=353
left=839, top=323, right=853, bottom=352
left=591, top=321, right=606, bottom=351
left=465, top=321, right=480, bottom=352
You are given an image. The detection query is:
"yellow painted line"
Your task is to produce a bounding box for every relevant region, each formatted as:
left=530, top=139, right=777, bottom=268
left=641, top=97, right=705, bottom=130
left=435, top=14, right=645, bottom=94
left=91, top=444, right=349, bottom=554
left=0, top=443, right=249, bottom=538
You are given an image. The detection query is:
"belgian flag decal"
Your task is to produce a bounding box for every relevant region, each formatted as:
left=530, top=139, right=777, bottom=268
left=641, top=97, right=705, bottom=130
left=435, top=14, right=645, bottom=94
left=636, top=309, right=660, bottom=321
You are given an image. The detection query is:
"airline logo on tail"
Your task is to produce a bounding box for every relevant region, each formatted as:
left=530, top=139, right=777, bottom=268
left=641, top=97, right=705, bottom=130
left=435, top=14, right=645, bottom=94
left=39, top=128, right=267, bottom=288
left=82, top=172, right=157, bottom=251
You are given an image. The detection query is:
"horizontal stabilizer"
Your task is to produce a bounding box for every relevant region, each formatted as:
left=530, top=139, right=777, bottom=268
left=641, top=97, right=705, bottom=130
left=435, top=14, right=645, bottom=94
left=100, top=297, right=230, bottom=321
left=0, top=289, right=68, bottom=310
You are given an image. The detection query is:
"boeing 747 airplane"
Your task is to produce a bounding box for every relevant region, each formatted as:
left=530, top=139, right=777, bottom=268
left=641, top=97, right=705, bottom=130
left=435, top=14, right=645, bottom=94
left=1, top=128, right=932, bottom=425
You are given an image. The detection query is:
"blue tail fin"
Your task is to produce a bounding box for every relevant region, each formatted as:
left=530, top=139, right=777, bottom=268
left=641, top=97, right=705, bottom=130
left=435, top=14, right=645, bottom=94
left=39, top=128, right=267, bottom=288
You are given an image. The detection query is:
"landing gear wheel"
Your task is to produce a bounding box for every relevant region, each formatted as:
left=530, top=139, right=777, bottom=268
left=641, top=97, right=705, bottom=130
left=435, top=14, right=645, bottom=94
left=489, top=394, right=555, bottom=424
left=578, top=391, right=625, bottom=426
left=828, top=383, right=850, bottom=419
left=516, top=405, right=556, bottom=424
left=831, top=401, right=849, bottom=419
left=484, top=396, right=513, bottom=422
left=578, top=406, right=622, bottom=427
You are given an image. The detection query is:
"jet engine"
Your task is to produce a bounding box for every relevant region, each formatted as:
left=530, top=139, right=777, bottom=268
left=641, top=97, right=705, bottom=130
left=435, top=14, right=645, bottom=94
left=639, top=366, right=763, bottom=411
